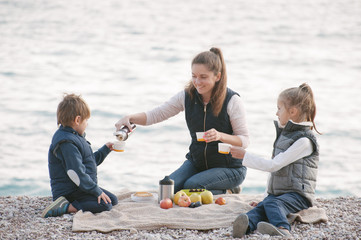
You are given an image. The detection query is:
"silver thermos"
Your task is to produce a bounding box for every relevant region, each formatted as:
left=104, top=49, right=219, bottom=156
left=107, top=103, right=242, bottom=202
left=158, top=176, right=174, bottom=203
left=113, top=123, right=136, bottom=141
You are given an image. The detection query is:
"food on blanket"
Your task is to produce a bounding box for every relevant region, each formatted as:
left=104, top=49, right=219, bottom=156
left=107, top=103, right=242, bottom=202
left=189, top=193, right=202, bottom=203
left=189, top=189, right=205, bottom=193
left=215, top=197, right=226, bottom=205
left=174, top=190, right=187, bottom=205
left=189, top=201, right=202, bottom=208
left=160, top=198, right=173, bottom=209
left=181, top=189, right=207, bottom=196
left=134, top=192, right=153, bottom=197
left=200, top=190, right=213, bottom=204
left=178, top=195, right=191, bottom=207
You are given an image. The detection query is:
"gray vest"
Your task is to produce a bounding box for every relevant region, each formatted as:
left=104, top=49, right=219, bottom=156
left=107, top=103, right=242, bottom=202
left=267, top=121, right=319, bottom=206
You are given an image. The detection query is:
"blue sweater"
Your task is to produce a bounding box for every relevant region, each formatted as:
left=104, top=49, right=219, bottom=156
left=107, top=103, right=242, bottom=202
left=48, top=125, right=111, bottom=200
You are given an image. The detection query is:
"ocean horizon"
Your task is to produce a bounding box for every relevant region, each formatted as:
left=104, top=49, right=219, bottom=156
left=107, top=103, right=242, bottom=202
left=1, top=0, right=360, bottom=198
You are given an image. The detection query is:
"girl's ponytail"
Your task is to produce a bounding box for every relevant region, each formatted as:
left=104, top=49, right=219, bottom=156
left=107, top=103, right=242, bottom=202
left=298, top=83, right=321, bottom=134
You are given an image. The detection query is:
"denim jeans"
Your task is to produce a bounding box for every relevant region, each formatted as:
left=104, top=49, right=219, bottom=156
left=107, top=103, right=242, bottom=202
left=246, top=192, right=310, bottom=232
left=169, top=160, right=247, bottom=195
left=65, top=188, right=118, bottom=213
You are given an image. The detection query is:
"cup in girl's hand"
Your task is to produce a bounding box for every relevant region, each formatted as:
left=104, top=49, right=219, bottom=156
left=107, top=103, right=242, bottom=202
left=113, top=141, right=125, bottom=152
left=218, top=143, right=232, bottom=154
left=196, top=132, right=205, bottom=141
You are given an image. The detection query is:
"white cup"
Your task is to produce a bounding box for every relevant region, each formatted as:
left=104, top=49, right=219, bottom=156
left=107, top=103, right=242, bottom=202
left=218, top=143, right=232, bottom=154
left=196, top=132, right=205, bottom=142
left=113, top=141, right=125, bottom=152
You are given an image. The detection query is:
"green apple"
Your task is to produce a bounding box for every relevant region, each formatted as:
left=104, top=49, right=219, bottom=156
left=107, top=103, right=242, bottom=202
left=189, top=193, right=202, bottom=203
left=200, top=190, right=213, bottom=204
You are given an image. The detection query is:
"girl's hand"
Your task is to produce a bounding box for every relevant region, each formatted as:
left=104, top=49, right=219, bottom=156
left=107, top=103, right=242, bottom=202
left=250, top=201, right=258, bottom=207
left=105, top=142, right=114, bottom=151
left=98, top=192, right=111, bottom=204
left=115, top=116, right=132, bottom=131
left=204, top=128, right=221, bottom=143
left=230, top=146, right=246, bottom=159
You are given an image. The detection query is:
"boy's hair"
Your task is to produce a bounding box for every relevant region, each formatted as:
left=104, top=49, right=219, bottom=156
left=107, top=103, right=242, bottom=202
left=57, top=93, right=90, bottom=127
left=279, top=83, right=321, bottom=134
left=185, top=47, right=227, bottom=117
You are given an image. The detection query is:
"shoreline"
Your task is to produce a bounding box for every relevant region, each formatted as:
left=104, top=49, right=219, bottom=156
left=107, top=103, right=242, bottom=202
left=0, top=195, right=360, bottom=239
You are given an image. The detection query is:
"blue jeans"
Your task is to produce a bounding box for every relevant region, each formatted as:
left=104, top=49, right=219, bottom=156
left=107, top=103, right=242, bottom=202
left=169, top=160, right=247, bottom=195
left=65, top=188, right=118, bottom=214
left=246, top=192, right=310, bottom=232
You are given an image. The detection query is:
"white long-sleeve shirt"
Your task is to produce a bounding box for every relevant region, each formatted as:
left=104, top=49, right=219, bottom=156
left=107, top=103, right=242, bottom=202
left=145, top=90, right=250, bottom=148
left=243, top=137, right=313, bottom=172
left=243, top=131, right=314, bottom=198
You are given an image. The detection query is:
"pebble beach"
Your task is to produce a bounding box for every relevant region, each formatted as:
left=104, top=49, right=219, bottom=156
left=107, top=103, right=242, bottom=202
left=1, top=195, right=360, bottom=240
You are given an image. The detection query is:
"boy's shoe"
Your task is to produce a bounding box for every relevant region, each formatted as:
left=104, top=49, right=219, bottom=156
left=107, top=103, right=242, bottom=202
left=257, top=221, right=291, bottom=236
left=41, top=196, right=70, bottom=218
left=227, top=185, right=242, bottom=194
left=233, top=213, right=249, bottom=238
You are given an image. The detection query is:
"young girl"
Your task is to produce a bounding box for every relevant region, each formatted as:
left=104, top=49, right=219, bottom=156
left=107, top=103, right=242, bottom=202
left=115, top=47, right=249, bottom=195
left=231, top=83, right=320, bottom=237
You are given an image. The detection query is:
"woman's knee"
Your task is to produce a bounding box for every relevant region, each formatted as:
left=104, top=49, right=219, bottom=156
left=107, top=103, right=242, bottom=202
left=183, top=178, right=204, bottom=189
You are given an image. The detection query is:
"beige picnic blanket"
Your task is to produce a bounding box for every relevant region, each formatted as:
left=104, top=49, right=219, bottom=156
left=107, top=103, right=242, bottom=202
left=72, top=189, right=327, bottom=232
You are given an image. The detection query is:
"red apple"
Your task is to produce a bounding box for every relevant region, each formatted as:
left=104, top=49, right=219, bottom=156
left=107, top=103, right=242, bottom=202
left=160, top=198, right=173, bottom=209
left=215, top=197, right=226, bottom=205
left=178, top=195, right=191, bottom=207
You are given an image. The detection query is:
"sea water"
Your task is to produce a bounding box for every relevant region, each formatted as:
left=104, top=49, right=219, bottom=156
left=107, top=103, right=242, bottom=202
left=1, top=0, right=360, bottom=198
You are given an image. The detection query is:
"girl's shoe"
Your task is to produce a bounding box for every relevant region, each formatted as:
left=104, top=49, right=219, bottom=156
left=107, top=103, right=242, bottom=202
left=257, top=222, right=291, bottom=236
left=41, top=196, right=70, bottom=218
left=233, top=213, right=249, bottom=238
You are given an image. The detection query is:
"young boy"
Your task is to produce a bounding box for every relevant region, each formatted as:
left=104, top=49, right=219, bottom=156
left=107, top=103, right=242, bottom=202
left=42, top=93, right=118, bottom=218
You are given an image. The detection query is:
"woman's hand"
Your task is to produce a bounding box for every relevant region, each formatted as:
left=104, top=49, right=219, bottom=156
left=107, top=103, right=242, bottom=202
left=115, top=116, right=132, bottom=131
left=98, top=192, right=111, bottom=204
left=204, top=128, right=221, bottom=143
left=230, top=146, right=246, bottom=159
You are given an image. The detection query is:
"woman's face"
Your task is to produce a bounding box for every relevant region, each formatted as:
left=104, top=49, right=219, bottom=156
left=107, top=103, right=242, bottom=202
left=192, top=64, right=220, bottom=101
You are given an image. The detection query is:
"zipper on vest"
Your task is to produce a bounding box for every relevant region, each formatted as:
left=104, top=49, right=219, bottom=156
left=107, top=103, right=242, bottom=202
left=203, top=104, right=208, bottom=169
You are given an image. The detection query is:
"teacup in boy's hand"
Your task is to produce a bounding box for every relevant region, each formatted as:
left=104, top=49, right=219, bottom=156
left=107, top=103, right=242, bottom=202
left=230, top=146, right=246, bottom=159
left=113, top=141, right=125, bottom=152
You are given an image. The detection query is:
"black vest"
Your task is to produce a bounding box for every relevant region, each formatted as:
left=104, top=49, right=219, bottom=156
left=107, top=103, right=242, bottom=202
left=185, top=88, right=244, bottom=171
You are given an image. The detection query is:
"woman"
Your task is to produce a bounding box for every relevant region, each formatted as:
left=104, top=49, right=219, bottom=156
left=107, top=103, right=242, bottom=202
left=115, top=47, right=249, bottom=194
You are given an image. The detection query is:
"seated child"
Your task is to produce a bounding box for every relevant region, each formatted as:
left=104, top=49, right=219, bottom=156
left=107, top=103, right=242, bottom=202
left=231, top=83, right=321, bottom=237
left=42, top=93, right=118, bottom=218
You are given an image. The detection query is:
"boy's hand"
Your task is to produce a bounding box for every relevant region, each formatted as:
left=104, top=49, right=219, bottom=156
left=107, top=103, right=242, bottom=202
left=230, top=146, right=246, bottom=159
left=98, top=192, right=111, bottom=204
left=250, top=201, right=258, bottom=207
left=105, top=142, right=114, bottom=150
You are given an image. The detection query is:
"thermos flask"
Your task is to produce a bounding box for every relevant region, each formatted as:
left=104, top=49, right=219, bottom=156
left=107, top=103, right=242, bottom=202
left=113, top=123, right=136, bottom=141
left=158, top=176, right=174, bottom=203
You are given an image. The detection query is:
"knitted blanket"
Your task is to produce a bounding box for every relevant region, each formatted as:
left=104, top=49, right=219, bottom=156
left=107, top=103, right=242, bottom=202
left=72, top=189, right=327, bottom=232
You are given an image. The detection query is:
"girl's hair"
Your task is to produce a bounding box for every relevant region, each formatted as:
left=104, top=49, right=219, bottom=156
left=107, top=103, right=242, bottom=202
left=279, top=83, right=321, bottom=134
left=185, top=47, right=227, bottom=116
left=57, top=93, right=90, bottom=127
